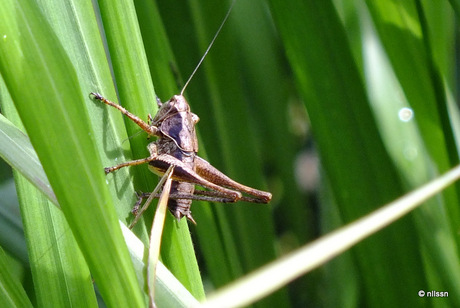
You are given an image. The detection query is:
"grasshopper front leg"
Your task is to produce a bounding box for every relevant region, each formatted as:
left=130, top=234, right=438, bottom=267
left=90, top=92, right=160, bottom=137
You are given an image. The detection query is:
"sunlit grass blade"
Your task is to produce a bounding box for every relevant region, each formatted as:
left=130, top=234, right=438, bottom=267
left=15, top=173, right=98, bottom=307
left=1, top=91, right=98, bottom=306
left=202, top=164, right=460, bottom=307
left=120, top=222, right=200, bottom=308
left=365, top=0, right=458, bottom=166
left=365, top=0, right=460, bottom=228
left=362, top=21, right=460, bottom=300
left=267, top=0, right=435, bottom=306
left=0, top=1, right=144, bottom=306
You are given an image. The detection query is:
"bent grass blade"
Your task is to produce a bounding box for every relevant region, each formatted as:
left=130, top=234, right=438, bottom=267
left=201, top=164, right=460, bottom=307
left=148, top=165, right=174, bottom=307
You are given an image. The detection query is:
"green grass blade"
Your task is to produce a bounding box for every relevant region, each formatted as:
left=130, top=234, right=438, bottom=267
left=0, top=1, right=144, bottom=306
left=133, top=0, right=179, bottom=99
left=134, top=0, right=241, bottom=297
left=157, top=1, right=289, bottom=305
left=362, top=11, right=460, bottom=300
left=0, top=246, right=32, bottom=308
left=203, top=164, right=460, bottom=307
left=121, top=223, right=200, bottom=308
left=0, top=114, right=56, bottom=205
left=2, top=0, right=459, bottom=306
left=95, top=0, right=204, bottom=298
left=1, top=81, right=98, bottom=306
left=364, top=1, right=460, bottom=301
left=15, top=173, right=98, bottom=307
left=268, top=0, right=440, bottom=306
left=0, top=179, right=27, bottom=265
left=366, top=0, right=457, bottom=164
left=365, top=0, right=460, bottom=230
left=450, top=0, right=460, bottom=17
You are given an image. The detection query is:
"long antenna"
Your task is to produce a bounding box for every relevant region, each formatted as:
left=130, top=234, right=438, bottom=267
left=180, top=0, right=236, bottom=95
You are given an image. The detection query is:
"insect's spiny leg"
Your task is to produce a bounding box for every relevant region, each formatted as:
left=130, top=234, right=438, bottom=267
left=90, top=92, right=158, bottom=136
left=104, top=155, right=157, bottom=174
left=132, top=191, right=149, bottom=215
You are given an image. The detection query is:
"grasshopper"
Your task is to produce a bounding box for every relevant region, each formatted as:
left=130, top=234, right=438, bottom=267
left=91, top=3, right=271, bottom=225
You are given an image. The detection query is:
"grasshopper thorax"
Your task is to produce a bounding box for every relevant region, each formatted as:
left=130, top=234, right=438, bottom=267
left=154, top=95, right=199, bottom=153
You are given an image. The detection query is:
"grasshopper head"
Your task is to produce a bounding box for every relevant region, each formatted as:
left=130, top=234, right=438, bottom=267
left=153, top=95, right=191, bottom=125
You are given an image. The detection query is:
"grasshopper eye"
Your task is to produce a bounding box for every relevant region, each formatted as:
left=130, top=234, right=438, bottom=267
left=192, top=113, right=199, bottom=124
